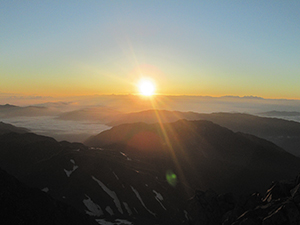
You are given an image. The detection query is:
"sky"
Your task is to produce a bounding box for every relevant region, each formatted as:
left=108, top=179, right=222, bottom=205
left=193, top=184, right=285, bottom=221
left=1, top=1, right=300, bottom=99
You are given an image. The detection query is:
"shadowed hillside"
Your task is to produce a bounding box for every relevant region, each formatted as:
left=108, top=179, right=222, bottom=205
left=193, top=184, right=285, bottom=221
left=0, top=121, right=30, bottom=134
left=108, top=110, right=300, bottom=156
left=187, top=173, right=300, bottom=225
left=0, top=132, right=188, bottom=224
left=2, top=120, right=300, bottom=224
left=85, top=119, right=300, bottom=195
left=0, top=166, right=97, bottom=225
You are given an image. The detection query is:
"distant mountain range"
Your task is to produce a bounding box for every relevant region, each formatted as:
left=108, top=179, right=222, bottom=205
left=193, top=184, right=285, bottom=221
left=3, top=103, right=300, bottom=157
left=107, top=110, right=300, bottom=156
left=56, top=106, right=120, bottom=123
left=258, top=110, right=300, bottom=117
left=0, top=104, right=59, bottom=117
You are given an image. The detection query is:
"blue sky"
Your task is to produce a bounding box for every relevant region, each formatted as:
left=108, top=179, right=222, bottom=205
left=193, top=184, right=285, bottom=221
left=1, top=1, right=300, bottom=98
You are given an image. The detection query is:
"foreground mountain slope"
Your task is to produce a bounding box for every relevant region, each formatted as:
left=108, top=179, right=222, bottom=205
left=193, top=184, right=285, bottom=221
left=0, top=132, right=188, bottom=224
left=108, top=110, right=300, bottom=156
left=0, top=166, right=97, bottom=225
left=187, top=173, right=300, bottom=225
left=85, top=120, right=300, bottom=195
left=2, top=119, right=300, bottom=224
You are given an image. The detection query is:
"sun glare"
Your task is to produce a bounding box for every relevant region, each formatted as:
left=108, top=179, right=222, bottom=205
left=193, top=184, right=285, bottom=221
left=138, top=79, right=156, bottom=96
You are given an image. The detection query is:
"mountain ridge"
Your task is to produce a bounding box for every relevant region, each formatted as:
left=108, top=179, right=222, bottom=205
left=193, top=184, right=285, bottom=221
left=106, top=110, right=300, bottom=156
left=85, top=119, right=300, bottom=195
left=0, top=121, right=30, bottom=134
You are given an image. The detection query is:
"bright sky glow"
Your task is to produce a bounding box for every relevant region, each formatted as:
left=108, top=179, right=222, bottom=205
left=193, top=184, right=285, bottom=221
left=1, top=1, right=300, bottom=99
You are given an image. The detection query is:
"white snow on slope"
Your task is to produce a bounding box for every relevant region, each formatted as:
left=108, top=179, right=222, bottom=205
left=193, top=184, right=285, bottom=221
left=92, top=176, right=123, bottom=214
left=96, top=219, right=114, bottom=225
left=83, top=195, right=103, bottom=216
left=184, top=210, right=189, bottom=220
left=106, top=206, right=114, bottom=216
left=120, top=152, right=132, bottom=161
left=64, top=159, right=78, bottom=177
left=41, top=187, right=49, bottom=193
left=113, top=171, right=119, bottom=180
left=123, top=202, right=132, bottom=216
left=153, top=190, right=166, bottom=210
left=130, top=186, right=156, bottom=217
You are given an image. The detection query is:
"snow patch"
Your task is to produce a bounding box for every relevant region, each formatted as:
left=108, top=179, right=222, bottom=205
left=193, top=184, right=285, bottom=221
left=153, top=190, right=163, bottom=201
left=120, top=151, right=132, bottom=161
left=64, top=165, right=78, bottom=177
left=90, top=147, right=103, bottom=150
left=83, top=195, right=103, bottom=216
left=131, top=186, right=156, bottom=217
left=123, top=202, right=132, bottom=216
left=153, top=190, right=166, bottom=210
left=115, top=219, right=132, bottom=225
left=96, top=219, right=114, bottom=225
left=41, top=187, right=49, bottom=193
left=113, top=171, right=119, bottom=180
left=92, top=176, right=123, bottom=214
left=184, top=210, right=189, bottom=220
left=96, top=219, right=133, bottom=225
left=64, top=159, right=78, bottom=177
left=105, top=206, right=114, bottom=216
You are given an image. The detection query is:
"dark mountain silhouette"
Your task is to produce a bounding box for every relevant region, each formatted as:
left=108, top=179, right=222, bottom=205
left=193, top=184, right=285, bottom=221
left=108, top=110, right=300, bottom=156
left=187, top=173, right=300, bottom=225
left=0, top=132, right=189, bottom=224
left=0, top=166, right=96, bottom=225
left=0, top=104, right=18, bottom=109
left=0, top=121, right=30, bottom=134
left=2, top=120, right=300, bottom=224
left=85, top=120, right=300, bottom=195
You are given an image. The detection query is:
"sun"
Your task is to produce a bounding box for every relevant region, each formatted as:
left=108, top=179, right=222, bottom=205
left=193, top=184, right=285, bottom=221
left=138, top=79, right=156, bottom=96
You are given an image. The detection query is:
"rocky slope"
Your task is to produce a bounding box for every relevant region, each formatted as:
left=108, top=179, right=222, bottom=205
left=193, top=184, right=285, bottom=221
left=1, top=119, right=300, bottom=224
left=0, top=166, right=97, bottom=225
left=187, top=173, right=300, bottom=225
left=0, top=132, right=188, bottom=224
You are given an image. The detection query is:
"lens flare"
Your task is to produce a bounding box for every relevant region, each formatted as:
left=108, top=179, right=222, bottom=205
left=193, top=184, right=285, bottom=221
left=166, top=170, right=178, bottom=187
